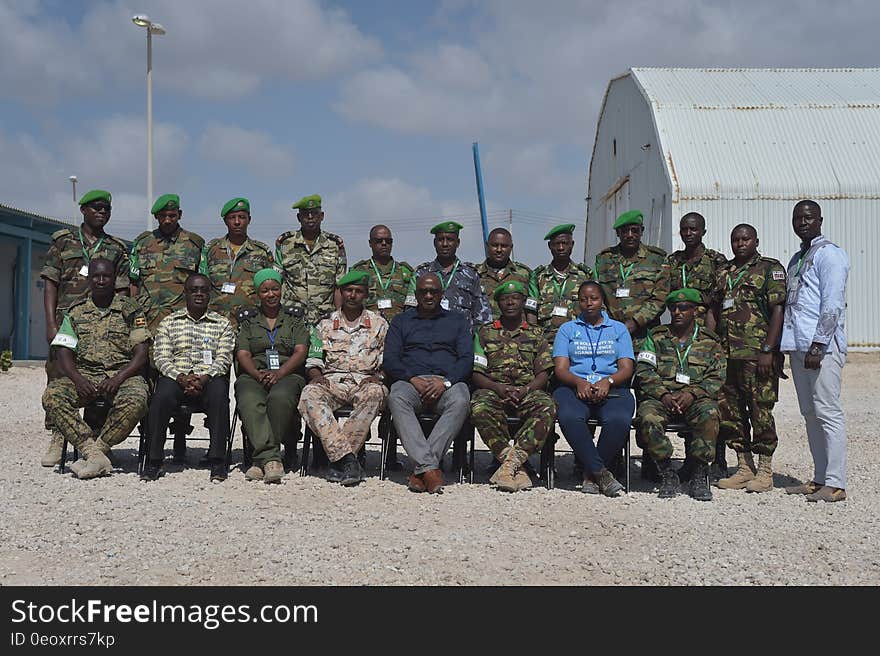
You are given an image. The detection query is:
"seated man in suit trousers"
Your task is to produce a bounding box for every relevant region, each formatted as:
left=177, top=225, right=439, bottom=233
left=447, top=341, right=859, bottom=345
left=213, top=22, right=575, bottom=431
left=383, top=273, right=473, bottom=494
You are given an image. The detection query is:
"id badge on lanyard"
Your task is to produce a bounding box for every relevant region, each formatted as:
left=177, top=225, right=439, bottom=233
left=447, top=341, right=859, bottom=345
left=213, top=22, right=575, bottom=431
left=265, top=350, right=280, bottom=370
left=377, top=298, right=392, bottom=309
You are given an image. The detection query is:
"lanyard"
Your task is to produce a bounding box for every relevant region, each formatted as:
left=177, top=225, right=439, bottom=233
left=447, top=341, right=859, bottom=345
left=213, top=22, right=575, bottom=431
left=619, top=262, right=635, bottom=284
left=584, top=326, right=605, bottom=372
left=266, top=327, right=278, bottom=349
left=78, top=228, right=105, bottom=263
left=680, top=264, right=688, bottom=288
left=437, top=260, right=460, bottom=291
left=674, top=325, right=699, bottom=373
left=727, top=268, right=748, bottom=292
left=370, top=258, right=396, bottom=292
left=551, top=272, right=569, bottom=302
left=226, top=240, right=245, bottom=269
left=794, top=248, right=808, bottom=278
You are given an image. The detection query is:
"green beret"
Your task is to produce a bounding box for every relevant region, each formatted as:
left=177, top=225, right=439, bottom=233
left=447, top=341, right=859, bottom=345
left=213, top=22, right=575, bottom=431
left=292, top=194, right=322, bottom=210
left=493, top=280, right=526, bottom=300
left=221, top=197, right=250, bottom=218
left=253, top=268, right=283, bottom=289
left=337, top=270, right=370, bottom=288
left=150, top=193, right=179, bottom=215
left=665, top=288, right=701, bottom=306
left=430, top=221, right=463, bottom=235
left=79, top=189, right=111, bottom=206
left=613, top=210, right=644, bottom=230
left=544, top=224, right=576, bottom=240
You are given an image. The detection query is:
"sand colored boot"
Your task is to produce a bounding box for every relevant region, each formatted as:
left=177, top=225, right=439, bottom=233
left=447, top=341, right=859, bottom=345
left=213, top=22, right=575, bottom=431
left=511, top=447, right=533, bottom=491
left=745, top=454, right=773, bottom=493
left=494, top=448, right=520, bottom=492
left=489, top=446, right=512, bottom=486
left=717, top=452, right=756, bottom=489
left=263, top=460, right=284, bottom=484
left=74, top=440, right=113, bottom=480
left=40, top=432, right=64, bottom=467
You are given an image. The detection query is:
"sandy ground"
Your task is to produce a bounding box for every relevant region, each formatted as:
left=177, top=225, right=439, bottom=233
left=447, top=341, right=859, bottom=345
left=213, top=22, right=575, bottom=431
left=1, top=354, right=878, bottom=586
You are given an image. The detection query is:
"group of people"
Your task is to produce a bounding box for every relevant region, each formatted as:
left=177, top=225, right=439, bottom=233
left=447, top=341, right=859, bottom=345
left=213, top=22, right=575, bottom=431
left=38, top=189, right=850, bottom=502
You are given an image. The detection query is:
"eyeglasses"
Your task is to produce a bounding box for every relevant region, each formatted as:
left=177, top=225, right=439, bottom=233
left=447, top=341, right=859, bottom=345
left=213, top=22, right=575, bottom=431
left=669, top=303, right=695, bottom=313
left=87, top=202, right=111, bottom=211
left=371, top=238, right=393, bottom=244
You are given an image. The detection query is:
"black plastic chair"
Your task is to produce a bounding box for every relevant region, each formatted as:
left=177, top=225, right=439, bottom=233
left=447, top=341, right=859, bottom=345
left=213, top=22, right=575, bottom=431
left=300, top=407, right=394, bottom=478
left=383, top=412, right=475, bottom=484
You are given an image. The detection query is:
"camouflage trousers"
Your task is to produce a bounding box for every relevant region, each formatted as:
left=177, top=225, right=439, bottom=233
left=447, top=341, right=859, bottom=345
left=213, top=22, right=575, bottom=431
left=634, top=397, right=720, bottom=464
left=718, top=359, right=779, bottom=456
left=42, top=375, right=148, bottom=449
left=298, top=374, right=388, bottom=462
left=470, top=388, right=556, bottom=458
left=44, top=350, right=63, bottom=433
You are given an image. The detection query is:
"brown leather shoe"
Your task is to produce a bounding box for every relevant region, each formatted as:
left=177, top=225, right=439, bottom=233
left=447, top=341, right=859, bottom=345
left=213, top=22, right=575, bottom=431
left=423, top=468, right=444, bottom=494
left=785, top=481, right=822, bottom=495
left=805, top=485, right=847, bottom=503
left=407, top=473, right=426, bottom=493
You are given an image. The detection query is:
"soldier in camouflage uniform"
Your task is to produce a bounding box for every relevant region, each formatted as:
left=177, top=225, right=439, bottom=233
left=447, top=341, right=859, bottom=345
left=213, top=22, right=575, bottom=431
left=594, top=210, right=670, bottom=350
left=714, top=224, right=787, bottom=493
left=299, top=271, right=389, bottom=486
left=200, top=197, right=272, bottom=324
left=408, top=221, right=492, bottom=333
left=274, top=194, right=346, bottom=325
left=43, top=258, right=150, bottom=480
left=130, top=194, right=205, bottom=333
left=634, top=288, right=726, bottom=500
left=39, top=189, right=131, bottom=467
left=526, top=224, right=593, bottom=344
left=668, top=212, right=729, bottom=481
left=475, top=227, right=532, bottom=320
left=471, top=281, right=555, bottom=492
left=348, top=224, right=414, bottom=323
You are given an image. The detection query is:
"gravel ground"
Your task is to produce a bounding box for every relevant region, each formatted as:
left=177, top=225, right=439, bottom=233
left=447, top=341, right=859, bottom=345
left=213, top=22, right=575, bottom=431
left=1, top=355, right=878, bottom=586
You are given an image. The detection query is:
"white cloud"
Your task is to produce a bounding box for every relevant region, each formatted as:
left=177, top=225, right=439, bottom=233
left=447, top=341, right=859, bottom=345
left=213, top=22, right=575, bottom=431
left=198, top=122, right=294, bottom=178
left=1, top=0, right=382, bottom=105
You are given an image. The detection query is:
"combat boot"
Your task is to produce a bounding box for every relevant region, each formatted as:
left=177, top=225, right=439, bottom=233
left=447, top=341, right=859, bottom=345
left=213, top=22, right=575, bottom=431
left=494, top=448, right=520, bottom=492
left=95, top=438, right=115, bottom=466
left=263, top=460, right=284, bottom=484
left=40, top=432, right=64, bottom=467
left=688, top=463, right=713, bottom=501
left=74, top=440, right=113, bottom=480
left=745, top=454, right=773, bottom=493
left=640, top=451, right=660, bottom=483
left=710, top=440, right=729, bottom=482
left=510, top=447, right=532, bottom=492
left=717, top=452, right=756, bottom=489
left=656, top=459, right=679, bottom=498
left=489, top=446, right=512, bottom=486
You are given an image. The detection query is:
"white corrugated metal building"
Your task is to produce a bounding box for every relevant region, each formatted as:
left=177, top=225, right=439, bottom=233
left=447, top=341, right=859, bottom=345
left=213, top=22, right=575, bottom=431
left=585, top=67, right=880, bottom=347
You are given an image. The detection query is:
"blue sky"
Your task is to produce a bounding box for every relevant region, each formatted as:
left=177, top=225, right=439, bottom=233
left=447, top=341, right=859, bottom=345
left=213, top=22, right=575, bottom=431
left=2, top=0, right=877, bottom=267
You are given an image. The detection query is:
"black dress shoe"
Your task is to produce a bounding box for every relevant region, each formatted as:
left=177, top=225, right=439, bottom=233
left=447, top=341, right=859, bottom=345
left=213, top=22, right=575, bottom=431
left=140, top=462, right=163, bottom=481
left=209, top=462, right=227, bottom=482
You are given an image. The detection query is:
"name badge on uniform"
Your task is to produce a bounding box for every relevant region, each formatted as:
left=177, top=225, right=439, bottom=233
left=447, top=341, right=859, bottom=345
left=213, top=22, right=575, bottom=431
left=202, top=350, right=214, bottom=365
left=79, top=265, right=89, bottom=277
left=615, top=288, right=630, bottom=298
left=265, top=349, right=280, bottom=370
left=524, top=298, right=538, bottom=311
left=405, top=294, right=417, bottom=306
left=552, top=305, right=568, bottom=317
left=221, top=282, right=236, bottom=294
left=377, top=298, right=392, bottom=310
left=675, top=372, right=690, bottom=385
left=722, top=297, right=735, bottom=310
left=440, top=299, right=450, bottom=310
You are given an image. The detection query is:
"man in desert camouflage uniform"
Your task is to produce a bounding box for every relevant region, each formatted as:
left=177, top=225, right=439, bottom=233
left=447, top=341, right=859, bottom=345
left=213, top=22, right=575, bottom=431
left=200, top=197, right=272, bottom=324
left=298, top=271, right=389, bottom=486
left=595, top=210, right=670, bottom=350
left=667, top=212, right=729, bottom=480
left=634, top=288, right=726, bottom=501
left=471, top=281, right=556, bottom=492
left=43, top=258, right=149, bottom=480
left=714, top=224, right=787, bottom=493
left=274, top=194, right=346, bottom=325
left=130, top=194, right=205, bottom=333
left=526, top=224, right=592, bottom=343
left=39, top=189, right=131, bottom=467
left=408, top=221, right=492, bottom=333
left=476, top=228, right=532, bottom=321
left=349, top=224, right=414, bottom=323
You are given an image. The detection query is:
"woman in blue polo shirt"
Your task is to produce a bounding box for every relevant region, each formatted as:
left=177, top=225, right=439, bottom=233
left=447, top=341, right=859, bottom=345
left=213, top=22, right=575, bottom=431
left=553, top=280, right=635, bottom=496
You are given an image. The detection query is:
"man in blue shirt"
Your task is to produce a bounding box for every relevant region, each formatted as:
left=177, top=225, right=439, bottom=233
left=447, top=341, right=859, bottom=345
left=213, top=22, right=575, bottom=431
left=781, top=200, right=850, bottom=503
left=384, top=273, right=474, bottom=494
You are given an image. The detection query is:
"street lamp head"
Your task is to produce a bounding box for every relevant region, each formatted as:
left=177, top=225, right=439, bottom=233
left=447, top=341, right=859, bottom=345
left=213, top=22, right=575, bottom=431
left=149, top=22, right=166, bottom=35
left=69, top=175, right=77, bottom=182
left=131, top=14, right=151, bottom=27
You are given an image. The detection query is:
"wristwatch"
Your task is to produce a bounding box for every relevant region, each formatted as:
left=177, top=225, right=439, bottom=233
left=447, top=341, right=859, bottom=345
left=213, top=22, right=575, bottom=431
left=760, top=344, right=774, bottom=354
left=605, top=377, right=614, bottom=387
left=443, top=379, right=452, bottom=389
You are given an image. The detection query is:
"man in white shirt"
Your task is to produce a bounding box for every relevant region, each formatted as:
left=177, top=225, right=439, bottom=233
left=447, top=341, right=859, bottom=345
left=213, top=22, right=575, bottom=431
left=781, top=200, right=850, bottom=502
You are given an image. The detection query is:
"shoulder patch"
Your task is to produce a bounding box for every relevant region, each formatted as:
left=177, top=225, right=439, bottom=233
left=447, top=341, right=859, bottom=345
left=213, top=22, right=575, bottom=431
left=50, top=228, right=72, bottom=241
left=250, top=239, right=270, bottom=252
left=324, top=232, right=344, bottom=246
left=275, top=231, right=295, bottom=248
left=637, top=350, right=657, bottom=366
left=772, top=270, right=785, bottom=280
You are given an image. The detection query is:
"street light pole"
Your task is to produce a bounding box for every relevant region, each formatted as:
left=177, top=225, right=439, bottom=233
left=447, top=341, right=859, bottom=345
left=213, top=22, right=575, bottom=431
left=132, top=14, right=165, bottom=231
left=68, top=175, right=78, bottom=205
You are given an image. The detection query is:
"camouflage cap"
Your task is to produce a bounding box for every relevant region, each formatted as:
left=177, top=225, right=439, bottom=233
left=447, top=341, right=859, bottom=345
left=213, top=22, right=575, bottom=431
left=613, top=210, right=644, bottom=230
left=430, top=221, right=463, bottom=235
left=544, top=223, right=576, bottom=240
left=493, top=280, right=526, bottom=300
left=221, top=197, right=249, bottom=218
left=292, top=194, right=322, bottom=210
left=337, top=270, right=370, bottom=288
left=150, top=193, right=179, bottom=215
left=79, top=189, right=112, bottom=206
left=665, top=287, right=700, bottom=306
